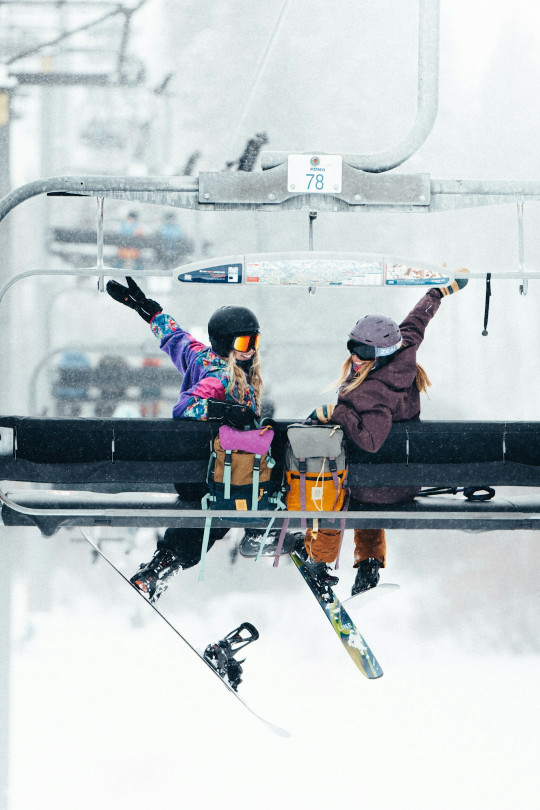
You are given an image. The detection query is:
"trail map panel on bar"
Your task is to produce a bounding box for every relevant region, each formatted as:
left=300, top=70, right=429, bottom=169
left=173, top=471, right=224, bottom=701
left=175, top=253, right=454, bottom=287
left=245, top=258, right=382, bottom=286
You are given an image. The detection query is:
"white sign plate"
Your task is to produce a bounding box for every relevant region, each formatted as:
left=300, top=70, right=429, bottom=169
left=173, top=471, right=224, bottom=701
left=287, top=154, right=343, bottom=194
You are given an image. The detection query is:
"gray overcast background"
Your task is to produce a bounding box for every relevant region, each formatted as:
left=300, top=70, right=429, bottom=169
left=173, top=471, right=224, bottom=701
left=1, top=2, right=540, bottom=809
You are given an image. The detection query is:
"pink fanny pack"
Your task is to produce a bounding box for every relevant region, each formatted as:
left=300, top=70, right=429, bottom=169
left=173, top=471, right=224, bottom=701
left=218, top=424, right=274, bottom=455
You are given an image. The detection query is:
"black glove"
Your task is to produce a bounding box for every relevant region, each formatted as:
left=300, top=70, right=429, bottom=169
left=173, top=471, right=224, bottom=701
left=106, top=276, right=163, bottom=323
left=207, top=399, right=258, bottom=430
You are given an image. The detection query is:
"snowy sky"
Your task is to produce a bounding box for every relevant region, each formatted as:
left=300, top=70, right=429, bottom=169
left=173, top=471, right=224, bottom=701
left=2, top=2, right=540, bottom=809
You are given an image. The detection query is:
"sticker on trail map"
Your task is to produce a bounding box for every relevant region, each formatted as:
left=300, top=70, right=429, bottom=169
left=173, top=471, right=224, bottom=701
left=384, top=262, right=451, bottom=286
left=177, top=264, right=242, bottom=283
left=246, top=259, right=382, bottom=286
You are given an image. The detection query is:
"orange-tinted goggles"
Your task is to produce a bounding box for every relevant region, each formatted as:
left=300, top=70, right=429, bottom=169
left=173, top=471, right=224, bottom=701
left=232, top=333, right=260, bottom=352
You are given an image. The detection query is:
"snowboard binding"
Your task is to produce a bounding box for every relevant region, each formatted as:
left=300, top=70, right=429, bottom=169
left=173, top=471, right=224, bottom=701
left=302, top=558, right=339, bottom=603
left=203, top=622, right=259, bottom=691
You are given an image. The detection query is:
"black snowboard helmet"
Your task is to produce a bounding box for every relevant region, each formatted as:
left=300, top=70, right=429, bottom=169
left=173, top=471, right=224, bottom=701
left=207, top=306, right=260, bottom=357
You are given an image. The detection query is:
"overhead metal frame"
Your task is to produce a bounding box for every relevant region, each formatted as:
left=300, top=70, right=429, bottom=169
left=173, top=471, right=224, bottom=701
left=0, top=1, right=538, bottom=287
left=263, top=0, right=441, bottom=173
left=1, top=169, right=540, bottom=306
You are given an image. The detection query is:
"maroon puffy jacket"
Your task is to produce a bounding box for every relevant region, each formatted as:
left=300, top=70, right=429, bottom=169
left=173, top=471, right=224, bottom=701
left=331, top=288, right=442, bottom=504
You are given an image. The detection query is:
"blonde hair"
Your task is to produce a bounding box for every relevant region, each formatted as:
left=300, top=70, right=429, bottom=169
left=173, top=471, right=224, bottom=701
left=225, top=352, right=264, bottom=414
left=414, top=363, right=431, bottom=395
left=329, top=352, right=431, bottom=396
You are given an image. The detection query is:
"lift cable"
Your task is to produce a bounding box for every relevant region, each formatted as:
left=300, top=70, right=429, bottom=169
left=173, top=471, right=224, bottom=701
left=5, top=0, right=148, bottom=67
left=225, top=0, right=292, bottom=158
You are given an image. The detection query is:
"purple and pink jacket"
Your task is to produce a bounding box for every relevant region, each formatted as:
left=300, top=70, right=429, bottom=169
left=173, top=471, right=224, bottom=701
left=330, top=288, right=442, bottom=504
left=150, top=313, right=258, bottom=419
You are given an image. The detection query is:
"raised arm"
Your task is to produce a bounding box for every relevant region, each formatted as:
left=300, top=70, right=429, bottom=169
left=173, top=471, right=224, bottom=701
left=150, top=313, right=210, bottom=376
left=398, top=288, right=442, bottom=348
left=106, top=276, right=210, bottom=376
left=399, top=270, right=468, bottom=348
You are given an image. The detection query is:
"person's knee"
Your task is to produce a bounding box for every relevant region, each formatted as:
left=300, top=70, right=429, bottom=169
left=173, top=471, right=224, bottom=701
left=160, top=527, right=218, bottom=569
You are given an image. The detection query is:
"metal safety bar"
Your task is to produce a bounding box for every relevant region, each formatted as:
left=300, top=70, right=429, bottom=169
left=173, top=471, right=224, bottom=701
left=2, top=488, right=540, bottom=524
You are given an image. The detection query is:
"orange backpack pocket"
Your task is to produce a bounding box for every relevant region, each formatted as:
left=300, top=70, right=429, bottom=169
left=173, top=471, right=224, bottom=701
left=285, top=469, right=347, bottom=511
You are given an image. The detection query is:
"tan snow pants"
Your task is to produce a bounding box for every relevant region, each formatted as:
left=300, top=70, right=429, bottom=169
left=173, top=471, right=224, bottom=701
left=304, top=527, right=386, bottom=567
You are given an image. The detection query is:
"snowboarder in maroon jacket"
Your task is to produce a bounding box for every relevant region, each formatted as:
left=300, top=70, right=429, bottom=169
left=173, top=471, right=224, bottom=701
left=304, top=273, right=469, bottom=595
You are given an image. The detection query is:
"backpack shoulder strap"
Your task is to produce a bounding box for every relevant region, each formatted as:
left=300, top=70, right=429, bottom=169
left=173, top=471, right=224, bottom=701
left=223, top=448, right=232, bottom=499
left=299, top=458, right=307, bottom=527
left=251, top=453, right=261, bottom=510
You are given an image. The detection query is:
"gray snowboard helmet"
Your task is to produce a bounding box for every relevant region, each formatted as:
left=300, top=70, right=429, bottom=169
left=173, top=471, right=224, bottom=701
left=347, top=314, right=402, bottom=360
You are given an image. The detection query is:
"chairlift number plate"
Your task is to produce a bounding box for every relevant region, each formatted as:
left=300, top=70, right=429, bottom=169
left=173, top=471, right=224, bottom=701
left=287, top=154, right=342, bottom=194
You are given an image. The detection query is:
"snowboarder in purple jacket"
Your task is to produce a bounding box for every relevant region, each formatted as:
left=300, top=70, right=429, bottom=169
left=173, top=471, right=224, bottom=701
left=106, top=276, right=267, bottom=601
left=303, top=274, right=469, bottom=596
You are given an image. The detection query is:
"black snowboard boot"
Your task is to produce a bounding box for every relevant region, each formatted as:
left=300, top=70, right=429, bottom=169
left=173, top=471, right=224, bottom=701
left=352, top=558, right=382, bottom=595
left=130, top=548, right=183, bottom=602
left=239, top=528, right=305, bottom=557
left=239, top=527, right=281, bottom=555
left=293, top=532, right=308, bottom=561
left=304, top=557, right=339, bottom=589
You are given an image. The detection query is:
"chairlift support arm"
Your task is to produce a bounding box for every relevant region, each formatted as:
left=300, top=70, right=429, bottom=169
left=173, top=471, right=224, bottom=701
left=4, top=171, right=540, bottom=221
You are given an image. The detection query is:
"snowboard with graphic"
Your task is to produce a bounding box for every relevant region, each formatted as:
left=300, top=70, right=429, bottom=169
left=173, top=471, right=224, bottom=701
left=291, top=550, right=383, bottom=679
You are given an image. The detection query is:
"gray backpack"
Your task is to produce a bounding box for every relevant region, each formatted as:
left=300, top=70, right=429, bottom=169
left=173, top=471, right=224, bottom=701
left=270, top=423, right=349, bottom=569
left=285, top=423, right=348, bottom=512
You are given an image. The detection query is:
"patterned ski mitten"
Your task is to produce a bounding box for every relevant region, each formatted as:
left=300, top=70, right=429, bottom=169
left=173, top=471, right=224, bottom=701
left=439, top=267, right=469, bottom=296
